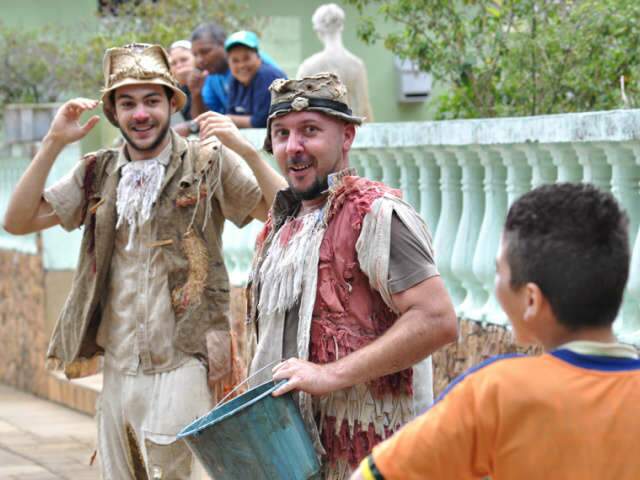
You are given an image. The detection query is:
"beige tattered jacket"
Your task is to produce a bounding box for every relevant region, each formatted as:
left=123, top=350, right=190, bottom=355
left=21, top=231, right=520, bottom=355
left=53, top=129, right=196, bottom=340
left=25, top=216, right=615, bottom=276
left=46, top=132, right=234, bottom=379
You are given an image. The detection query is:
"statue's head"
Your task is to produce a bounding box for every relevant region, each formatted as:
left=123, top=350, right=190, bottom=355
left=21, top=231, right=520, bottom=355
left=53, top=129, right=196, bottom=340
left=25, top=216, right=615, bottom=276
left=312, top=3, right=345, bottom=36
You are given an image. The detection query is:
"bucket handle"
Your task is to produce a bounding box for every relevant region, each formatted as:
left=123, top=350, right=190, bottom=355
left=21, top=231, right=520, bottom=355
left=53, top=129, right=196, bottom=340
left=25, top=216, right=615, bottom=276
left=214, top=359, right=284, bottom=409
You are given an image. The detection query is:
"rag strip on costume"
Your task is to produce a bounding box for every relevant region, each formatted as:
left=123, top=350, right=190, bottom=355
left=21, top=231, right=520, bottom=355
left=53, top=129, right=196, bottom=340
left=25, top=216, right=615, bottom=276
left=257, top=208, right=325, bottom=315
left=248, top=208, right=326, bottom=389
left=116, top=159, right=165, bottom=250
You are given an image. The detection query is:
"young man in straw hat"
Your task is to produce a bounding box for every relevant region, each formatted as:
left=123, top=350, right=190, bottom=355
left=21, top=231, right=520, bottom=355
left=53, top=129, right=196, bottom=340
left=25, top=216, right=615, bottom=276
left=198, top=73, right=458, bottom=479
left=4, top=43, right=285, bottom=479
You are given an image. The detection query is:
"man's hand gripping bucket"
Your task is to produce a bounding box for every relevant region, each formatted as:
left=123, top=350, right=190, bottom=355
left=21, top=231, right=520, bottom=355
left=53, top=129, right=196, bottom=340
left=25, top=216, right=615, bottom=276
left=177, top=361, right=321, bottom=479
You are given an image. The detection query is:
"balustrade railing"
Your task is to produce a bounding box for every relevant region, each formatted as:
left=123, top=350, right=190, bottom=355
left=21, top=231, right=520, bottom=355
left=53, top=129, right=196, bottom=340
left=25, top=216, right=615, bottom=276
left=1, top=109, right=639, bottom=344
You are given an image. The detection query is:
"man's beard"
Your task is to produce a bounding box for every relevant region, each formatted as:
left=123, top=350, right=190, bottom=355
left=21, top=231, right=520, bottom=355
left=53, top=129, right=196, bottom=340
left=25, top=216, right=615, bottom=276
left=287, top=154, right=331, bottom=201
left=289, top=175, right=329, bottom=201
left=120, top=118, right=171, bottom=155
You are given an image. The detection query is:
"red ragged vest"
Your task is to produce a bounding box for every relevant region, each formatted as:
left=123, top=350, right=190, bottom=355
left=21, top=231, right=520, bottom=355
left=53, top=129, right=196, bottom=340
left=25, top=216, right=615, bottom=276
left=310, top=176, right=413, bottom=466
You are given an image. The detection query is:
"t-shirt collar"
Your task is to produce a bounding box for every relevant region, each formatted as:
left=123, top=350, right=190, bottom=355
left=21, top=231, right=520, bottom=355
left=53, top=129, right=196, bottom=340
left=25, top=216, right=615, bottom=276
left=556, top=340, right=638, bottom=359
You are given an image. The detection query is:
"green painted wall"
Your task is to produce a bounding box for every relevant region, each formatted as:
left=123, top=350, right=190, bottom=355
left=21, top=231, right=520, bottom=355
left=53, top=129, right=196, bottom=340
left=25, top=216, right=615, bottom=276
left=2, top=0, right=440, bottom=122
left=2, top=0, right=98, bottom=30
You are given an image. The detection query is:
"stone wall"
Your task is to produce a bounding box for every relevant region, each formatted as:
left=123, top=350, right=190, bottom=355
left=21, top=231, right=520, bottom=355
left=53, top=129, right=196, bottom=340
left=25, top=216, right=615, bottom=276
left=0, top=249, right=48, bottom=396
left=0, top=250, right=99, bottom=415
left=431, top=318, right=541, bottom=397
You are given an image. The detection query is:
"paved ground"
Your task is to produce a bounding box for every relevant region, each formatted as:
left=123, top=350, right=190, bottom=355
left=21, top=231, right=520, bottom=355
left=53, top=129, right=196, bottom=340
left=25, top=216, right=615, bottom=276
left=0, top=383, right=99, bottom=480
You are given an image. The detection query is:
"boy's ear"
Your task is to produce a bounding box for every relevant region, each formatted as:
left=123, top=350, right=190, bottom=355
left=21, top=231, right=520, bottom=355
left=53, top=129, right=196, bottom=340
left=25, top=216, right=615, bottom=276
left=523, top=282, right=545, bottom=322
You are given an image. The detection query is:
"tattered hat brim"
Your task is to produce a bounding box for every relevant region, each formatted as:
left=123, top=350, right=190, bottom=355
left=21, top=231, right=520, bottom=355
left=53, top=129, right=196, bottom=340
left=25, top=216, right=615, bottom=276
left=269, top=105, right=363, bottom=125
left=101, top=77, right=187, bottom=126
left=263, top=105, right=363, bottom=153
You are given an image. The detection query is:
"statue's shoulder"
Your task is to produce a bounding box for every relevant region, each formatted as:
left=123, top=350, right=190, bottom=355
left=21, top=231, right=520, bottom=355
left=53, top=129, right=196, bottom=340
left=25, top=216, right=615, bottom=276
left=297, top=52, right=330, bottom=76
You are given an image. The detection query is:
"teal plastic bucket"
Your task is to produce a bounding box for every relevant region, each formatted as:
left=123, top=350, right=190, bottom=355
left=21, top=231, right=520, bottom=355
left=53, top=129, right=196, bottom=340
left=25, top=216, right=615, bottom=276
left=177, top=380, right=321, bottom=479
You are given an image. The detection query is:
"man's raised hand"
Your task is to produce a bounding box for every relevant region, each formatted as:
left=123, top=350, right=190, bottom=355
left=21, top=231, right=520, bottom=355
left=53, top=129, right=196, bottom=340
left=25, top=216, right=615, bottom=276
left=47, top=98, right=101, bottom=146
left=197, top=111, right=256, bottom=159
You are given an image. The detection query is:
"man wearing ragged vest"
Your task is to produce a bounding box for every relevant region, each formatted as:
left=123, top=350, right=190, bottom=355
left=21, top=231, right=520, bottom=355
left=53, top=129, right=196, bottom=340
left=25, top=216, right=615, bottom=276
left=237, top=73, right=459, bottom=479
left=3, top=43, right=286, bottom=479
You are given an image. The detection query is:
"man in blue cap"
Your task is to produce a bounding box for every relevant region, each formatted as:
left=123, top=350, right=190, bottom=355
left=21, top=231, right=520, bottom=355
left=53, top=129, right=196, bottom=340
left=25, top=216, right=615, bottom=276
left=189, top=24, right=283, bottom=126
left=225, top=31, right=287, bottom=128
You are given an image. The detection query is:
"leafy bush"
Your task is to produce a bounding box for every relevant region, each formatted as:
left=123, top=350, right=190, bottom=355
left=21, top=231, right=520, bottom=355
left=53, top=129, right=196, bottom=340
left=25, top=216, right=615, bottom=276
left=0, top=0, right=257, bottom=117
left=0, top=25, right=70, bottom=106
left=347, top=0, right=640, bottom=119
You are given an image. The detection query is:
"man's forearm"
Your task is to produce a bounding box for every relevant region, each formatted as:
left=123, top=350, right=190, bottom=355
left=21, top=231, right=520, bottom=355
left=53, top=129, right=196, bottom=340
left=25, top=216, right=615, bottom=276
left=196, top=111, right=288, bottom=217
left=227, top=114, right=252, bottom=129
left=3, top=135, right=65, bottom=234
left=272, top=276, right=457, bottom=397
left=328, top=305, right=454, bottom=391
left=240, top=148, right=287, bottom=209
left=190, top=92, right=207, bottom=118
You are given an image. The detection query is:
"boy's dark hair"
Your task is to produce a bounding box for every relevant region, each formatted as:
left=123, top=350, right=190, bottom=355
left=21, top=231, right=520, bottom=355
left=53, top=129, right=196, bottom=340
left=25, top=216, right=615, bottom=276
left=191, top=22, right=227, bottom=45
left=504, top=182, right=629, bottom=331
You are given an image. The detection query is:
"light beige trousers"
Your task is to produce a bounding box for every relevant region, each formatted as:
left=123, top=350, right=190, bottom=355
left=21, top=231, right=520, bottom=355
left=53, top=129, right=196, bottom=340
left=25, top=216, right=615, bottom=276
left=97, top=357, right=213, bottom=479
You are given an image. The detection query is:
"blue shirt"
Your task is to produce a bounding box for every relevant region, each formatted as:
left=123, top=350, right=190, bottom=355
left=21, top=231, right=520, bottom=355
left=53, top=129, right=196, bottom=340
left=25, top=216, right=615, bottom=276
left=201, top=52, right=283, bottom=115
left=201, top=70, right=231, bottom=114
left=228, top=62, right=287, bottom=128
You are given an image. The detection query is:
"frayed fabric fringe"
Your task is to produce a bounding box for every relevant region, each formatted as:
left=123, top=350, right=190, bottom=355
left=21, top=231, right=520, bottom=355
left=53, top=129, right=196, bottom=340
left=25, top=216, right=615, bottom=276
left=257, top=210, right=325, bottom=316
left=315, top=383, right=413, bottom=468
left=115, top=159, right=165, bottom=251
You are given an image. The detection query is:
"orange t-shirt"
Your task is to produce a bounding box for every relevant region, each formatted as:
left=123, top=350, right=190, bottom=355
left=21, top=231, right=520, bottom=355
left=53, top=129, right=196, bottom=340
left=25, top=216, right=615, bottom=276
left=372, top=350, right=640, bottom=479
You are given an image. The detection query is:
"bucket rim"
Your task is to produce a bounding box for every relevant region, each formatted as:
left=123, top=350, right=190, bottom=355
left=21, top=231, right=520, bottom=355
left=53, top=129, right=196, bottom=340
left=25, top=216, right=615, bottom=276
left=177, top=379, right=288, bottom=439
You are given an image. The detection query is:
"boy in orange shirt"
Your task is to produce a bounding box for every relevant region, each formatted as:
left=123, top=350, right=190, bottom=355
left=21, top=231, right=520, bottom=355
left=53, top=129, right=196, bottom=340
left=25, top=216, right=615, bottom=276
left=351, top=183, right=640, bottom=480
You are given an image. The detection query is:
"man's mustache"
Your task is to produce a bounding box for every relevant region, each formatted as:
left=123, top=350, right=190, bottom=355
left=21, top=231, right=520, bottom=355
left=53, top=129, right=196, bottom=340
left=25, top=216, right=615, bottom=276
left=287, top=155, right=313, bottom=167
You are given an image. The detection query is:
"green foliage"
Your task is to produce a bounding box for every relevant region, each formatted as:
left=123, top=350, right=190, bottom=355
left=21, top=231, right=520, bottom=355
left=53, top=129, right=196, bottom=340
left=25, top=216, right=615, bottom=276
left=346, top=0, right=640, bottom=119
left=0, top=0, right=256, bottom=117
left=0, top=24, right=69, bottom=106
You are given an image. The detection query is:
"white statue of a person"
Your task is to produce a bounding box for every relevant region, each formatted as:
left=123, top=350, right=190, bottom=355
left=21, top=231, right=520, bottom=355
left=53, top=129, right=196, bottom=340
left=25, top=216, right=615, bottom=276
left=297, top=3, right=374, bottom=121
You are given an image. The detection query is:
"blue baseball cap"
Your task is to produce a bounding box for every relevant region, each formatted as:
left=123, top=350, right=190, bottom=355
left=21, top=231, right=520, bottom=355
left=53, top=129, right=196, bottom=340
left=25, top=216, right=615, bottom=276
left=224, top=31, right=260, bottom=52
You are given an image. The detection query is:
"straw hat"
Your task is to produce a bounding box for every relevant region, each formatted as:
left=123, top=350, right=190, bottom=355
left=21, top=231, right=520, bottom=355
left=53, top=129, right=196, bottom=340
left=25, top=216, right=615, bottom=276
left=263, top=73, right=363, bottom=153
left=101, top=43, right=187, bottom=126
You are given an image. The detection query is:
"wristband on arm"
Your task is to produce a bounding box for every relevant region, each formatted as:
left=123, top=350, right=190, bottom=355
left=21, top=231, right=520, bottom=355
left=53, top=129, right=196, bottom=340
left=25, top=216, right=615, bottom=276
left=359, top=454, right=385, bottom=480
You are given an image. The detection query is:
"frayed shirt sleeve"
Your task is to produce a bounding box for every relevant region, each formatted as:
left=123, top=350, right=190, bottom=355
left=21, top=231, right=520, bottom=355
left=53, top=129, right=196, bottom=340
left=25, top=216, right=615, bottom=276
left=356, top=195, right=438, bottom=312
left=43, top=159, right=87, bottom=231
left=214, top=146, right=262, bottom=227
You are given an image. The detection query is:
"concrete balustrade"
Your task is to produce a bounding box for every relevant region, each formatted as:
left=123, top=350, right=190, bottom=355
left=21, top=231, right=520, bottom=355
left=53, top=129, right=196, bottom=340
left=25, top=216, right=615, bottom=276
left=2, top=109, right=640, bottom=344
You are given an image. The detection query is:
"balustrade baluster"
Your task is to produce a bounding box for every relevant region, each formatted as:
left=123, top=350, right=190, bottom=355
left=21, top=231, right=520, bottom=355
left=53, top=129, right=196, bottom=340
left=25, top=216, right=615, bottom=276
left=359, top=149, right=383, bottom=182
left=432, top=150, right=465, bottom=306
left=518, top=145, right=557, bottom=188
left=395, top=149, right=420, bottom=209
left=543, top=144, right=582, bottom=182
left=411, top=149, right=441, bottom=236
left=573, top=144, right=611, bottom=191
left=373, top=150, right=400, bottom=189
left=497, top=147, right=532, bottom=206
left=470, top=148, right=508, bottom=325
left=349, top=149, right=364, bottom=177
left=450, top=148, right=487, bottom=318
left=619, top=144, right=640, bottom=342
